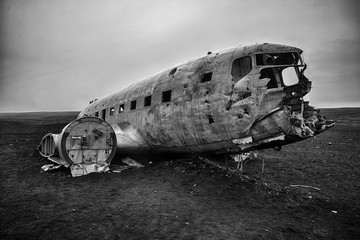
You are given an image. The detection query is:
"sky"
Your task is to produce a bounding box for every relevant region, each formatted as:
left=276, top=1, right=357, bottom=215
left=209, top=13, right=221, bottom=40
left=0, top=0, right=359, bottom=112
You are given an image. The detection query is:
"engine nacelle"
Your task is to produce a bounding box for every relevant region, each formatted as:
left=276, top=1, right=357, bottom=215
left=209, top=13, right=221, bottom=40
left=38, top=117, right=117, bottom=177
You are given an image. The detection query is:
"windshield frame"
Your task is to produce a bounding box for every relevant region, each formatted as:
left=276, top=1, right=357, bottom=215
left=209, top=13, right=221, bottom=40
left=255, top=52, right=304, bottom=67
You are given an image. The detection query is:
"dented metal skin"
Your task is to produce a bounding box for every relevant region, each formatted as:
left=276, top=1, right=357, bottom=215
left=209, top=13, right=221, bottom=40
left=77, top=43, right=334, bottom=155
left=38, top=43, right=335, bottom=176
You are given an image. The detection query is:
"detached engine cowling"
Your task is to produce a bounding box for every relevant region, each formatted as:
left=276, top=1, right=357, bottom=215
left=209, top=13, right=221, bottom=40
left=38, top=117, right=117, bottom=177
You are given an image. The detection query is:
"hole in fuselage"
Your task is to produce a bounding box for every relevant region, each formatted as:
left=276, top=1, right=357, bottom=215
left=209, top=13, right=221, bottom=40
left=169, top=68, right=177, bottom=76
left=208, top=115, right=215, bottom=124
left=201, top=72, right=212, bottom=83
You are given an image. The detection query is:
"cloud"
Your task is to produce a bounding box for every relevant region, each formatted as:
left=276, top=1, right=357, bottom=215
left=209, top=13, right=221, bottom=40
left=0, top=0, right=359, bottom=112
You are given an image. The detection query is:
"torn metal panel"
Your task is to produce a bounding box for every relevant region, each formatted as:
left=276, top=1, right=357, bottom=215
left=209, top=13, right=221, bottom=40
left=41, top=164, right=62, bottom=172
left=70, top=163, right=110, bottom=177
left=122, top=157, right=144, bottom=168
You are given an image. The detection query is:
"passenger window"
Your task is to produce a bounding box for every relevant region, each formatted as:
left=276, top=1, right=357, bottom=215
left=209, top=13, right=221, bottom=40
left=144, top=95, right=152, bottom=107
left=162, top=90, right=171, bottom=103
left=130, top=100, right=136, bottom=110
left=110, top=107, right=115, bottom=116
left=231, top=56, right=252, bottom=82
left=200, top=72, right=212, bottom=83
left=119, top=104, right=124, bottom=113
left=101, top=109, right=106, bottom=119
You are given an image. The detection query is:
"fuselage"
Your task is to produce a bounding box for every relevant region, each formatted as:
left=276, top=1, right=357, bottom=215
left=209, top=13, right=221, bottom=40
left=78, top=43, right=328, bottom=154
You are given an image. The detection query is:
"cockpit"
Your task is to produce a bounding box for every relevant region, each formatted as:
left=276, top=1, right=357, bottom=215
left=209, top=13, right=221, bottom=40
left=232, top=51, right=307, bottom=89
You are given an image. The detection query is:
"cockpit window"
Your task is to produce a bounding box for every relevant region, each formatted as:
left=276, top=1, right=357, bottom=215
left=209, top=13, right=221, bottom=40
left=281, top=67, right=299, bottom=86
left=256, top=52, right=300, bottom=66
left=260, top=66, right=301, bottom=89
left=231, top=56, right=252, bottom=82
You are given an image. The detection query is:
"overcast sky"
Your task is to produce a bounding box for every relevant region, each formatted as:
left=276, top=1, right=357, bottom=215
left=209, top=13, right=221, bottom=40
left=1, top=0, right=359, bottom=112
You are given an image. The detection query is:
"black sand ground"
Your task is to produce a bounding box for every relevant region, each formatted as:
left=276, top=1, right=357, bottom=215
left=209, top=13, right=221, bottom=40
left=0, top=108, right=359, bottom=239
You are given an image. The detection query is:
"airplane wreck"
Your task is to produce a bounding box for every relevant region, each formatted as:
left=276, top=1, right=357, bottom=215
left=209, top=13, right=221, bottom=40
left=38, top=43, right=335, bottom=177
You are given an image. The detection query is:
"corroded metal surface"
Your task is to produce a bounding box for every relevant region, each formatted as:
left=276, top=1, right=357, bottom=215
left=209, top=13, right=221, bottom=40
left=39, top=43, right=335, bottom=176
left=79, top=43, right=333, bottom=154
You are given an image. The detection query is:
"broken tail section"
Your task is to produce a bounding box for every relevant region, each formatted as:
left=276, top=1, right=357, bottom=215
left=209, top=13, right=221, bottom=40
left=38, top=117, right=117, bottom=177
